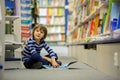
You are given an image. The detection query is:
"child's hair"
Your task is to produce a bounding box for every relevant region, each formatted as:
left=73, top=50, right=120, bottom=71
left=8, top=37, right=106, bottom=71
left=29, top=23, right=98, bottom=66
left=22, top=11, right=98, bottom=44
left=32, top=23, right=47, bottom=40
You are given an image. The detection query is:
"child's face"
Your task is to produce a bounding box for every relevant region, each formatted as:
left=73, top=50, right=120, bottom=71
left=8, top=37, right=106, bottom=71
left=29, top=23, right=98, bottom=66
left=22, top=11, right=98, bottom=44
left=34, top=27, right=45, bottom=41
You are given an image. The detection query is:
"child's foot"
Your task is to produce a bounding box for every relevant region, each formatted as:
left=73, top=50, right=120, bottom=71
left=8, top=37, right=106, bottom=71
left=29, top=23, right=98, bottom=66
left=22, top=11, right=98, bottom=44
left=31, top=62, right=42, bottom=69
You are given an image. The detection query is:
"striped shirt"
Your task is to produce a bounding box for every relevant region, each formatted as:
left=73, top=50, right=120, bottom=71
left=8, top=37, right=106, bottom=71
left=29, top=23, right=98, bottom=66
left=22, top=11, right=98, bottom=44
left=22, top=37, right=56, bottom=62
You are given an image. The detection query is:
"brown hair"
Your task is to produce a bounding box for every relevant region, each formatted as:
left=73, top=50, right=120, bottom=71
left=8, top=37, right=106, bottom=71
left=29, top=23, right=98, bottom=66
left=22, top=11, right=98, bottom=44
left=32, top=24, right=47, bottom=40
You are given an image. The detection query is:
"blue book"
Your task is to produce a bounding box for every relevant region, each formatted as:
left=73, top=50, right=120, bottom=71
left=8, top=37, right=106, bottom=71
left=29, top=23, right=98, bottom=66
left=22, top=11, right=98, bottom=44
left=5, top=0, right=15, bottom=15
left=110, top=2, right=120, bottom=30
left=117, top=13, right=120, bottom=29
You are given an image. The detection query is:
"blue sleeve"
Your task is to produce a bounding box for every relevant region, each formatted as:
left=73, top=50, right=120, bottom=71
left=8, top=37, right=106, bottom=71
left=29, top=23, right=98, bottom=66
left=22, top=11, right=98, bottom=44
left=24, top=39, right=38, bottom=55
left=43, top=42, right=56, bottom=58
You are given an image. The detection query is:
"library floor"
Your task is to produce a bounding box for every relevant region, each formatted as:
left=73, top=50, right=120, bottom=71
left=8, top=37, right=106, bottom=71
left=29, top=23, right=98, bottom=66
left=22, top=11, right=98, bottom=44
left=4, top=57, right=118, bottom=80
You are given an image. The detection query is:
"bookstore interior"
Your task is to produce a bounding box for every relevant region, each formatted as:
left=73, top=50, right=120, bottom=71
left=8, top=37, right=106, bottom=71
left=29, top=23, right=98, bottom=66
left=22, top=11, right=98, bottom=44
left=0, top=0, right=120, bottom=80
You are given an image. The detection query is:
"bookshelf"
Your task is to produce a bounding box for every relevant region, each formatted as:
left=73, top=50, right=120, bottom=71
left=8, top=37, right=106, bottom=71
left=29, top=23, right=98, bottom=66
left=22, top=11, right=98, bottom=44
left=67, top=0, right=120, bottom=44
left=5, top=0, right=22, bottom=65
left=0, top=0, right=5, bottom=80
left=36, top=0, right=66, bottom=45
left=20, top=0, right=32, bottom=44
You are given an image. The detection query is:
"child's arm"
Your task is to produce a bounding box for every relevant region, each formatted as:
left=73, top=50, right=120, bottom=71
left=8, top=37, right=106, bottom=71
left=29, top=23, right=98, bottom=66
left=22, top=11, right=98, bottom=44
left=42, top=56, right=59, bottom=67
left=42, top=56, right=51, bottom=63
left=51, top=58, right=59, bottom=67
left=43, top=42, right=59, bottom=67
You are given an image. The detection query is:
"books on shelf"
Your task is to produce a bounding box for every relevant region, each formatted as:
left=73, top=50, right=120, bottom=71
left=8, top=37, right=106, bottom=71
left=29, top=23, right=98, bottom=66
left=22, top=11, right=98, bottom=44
left=21, top=0, right=32, bottom=42
left=39, top=8, right=47, bottom=16
left=39, top=0, right=65, bottom=6
left=46, top=33, right=65, bottom=42
left=47, top=26, right=65, bottom=33
left=67, top=0, right=120, bottom=43
left=39, top=8, right=64, bottom=16
left=36, top=0, right=66, bottom=44
left=38, top=16, right=65, bottom=25
left=5, top=0, right=19, bottom=16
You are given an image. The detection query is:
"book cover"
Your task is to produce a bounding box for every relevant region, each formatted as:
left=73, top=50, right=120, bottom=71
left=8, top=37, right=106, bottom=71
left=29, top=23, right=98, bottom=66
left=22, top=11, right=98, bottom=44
left=39, top=8, right=47, bottom=16
left=89, top=19, right=95, bottom=36
left=47, top=8, right=53, bottom=16
left=110, top=2, right=120, bottom=31
left=5, top=0, right=16, bottom=16
left=101, top=13, right=107, bottom=33
left=93, top=15, right=99, bottom=35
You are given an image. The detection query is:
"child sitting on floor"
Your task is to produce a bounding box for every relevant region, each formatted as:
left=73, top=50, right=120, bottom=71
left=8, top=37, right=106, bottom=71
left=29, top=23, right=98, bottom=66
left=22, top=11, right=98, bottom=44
left=22, top=24, right=61, bottom=69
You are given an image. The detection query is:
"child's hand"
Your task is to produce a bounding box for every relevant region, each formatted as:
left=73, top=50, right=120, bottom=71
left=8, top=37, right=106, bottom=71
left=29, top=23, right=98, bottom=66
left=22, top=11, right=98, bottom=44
left=51, top=58, right=59, bottom=68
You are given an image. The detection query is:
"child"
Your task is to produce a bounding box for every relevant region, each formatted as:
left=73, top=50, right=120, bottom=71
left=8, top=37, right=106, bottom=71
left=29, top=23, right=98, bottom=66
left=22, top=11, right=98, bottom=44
left=22, top=24, right=61, bottom=69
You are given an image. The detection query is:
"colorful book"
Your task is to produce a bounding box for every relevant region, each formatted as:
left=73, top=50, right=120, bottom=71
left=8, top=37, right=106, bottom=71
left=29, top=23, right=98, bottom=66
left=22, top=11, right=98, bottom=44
left=5, top=0, right=16, bottom=16
left=101, top=13, right=107, bottom=33
left=93, top=15, right=99, bottom=35
left=110, top=2, right=120, bottom=31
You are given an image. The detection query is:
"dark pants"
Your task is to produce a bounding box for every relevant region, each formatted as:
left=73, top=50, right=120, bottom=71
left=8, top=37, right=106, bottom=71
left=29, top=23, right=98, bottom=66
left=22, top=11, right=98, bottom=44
left=23, top=53, right=58, bottom=69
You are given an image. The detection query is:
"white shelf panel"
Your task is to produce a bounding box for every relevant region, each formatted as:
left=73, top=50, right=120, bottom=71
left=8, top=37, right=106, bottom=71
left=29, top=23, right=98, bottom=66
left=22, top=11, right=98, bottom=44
left=5, top=16, right=19, bottom=21
left=5, top=34, right=23, bottom=50
left=46, top=40, right=65, bottom=42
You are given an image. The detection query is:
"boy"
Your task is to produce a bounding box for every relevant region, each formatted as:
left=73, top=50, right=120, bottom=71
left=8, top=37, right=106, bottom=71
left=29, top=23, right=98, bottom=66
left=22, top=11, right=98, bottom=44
left=22, top=24, right=61, bottom=69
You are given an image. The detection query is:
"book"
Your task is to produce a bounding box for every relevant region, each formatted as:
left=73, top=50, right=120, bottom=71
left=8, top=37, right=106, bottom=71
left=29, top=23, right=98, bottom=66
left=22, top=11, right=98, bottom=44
left=47, top=8, right=53, bottom=16
left=110, top=2, right=120, bottom=31
left=101, top=13, right=107, bottom=33
left=39, top=8, right=47, bottom=16
left=93, top=15, right=99, bottom=36
left=5, top=21, right=12, bottom=34
left=5, top=0, right=16, bottom=16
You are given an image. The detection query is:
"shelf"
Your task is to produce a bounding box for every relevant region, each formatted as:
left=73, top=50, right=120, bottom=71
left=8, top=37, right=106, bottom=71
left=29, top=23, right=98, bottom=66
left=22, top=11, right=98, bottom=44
left=5, top=16, right=19, bottom=21
left=80, top=38, right=120, bottom=45
left=5, top=58, right=21, bottom=61
left=5, top=34, right=23, bottom=50
left=34, top=0, right=66, bottom=44
left=67, top=37, right=120, bottom=46
left=79, top=2, right=109, bottom=26
left=39, top=6, right=64, bottom=8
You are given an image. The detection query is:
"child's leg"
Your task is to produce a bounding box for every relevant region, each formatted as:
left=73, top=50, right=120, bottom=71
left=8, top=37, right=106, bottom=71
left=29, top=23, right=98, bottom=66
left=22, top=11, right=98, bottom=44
left=45, top=53, right=62, bottom=66
left=24, top=53, right=49, bottom=69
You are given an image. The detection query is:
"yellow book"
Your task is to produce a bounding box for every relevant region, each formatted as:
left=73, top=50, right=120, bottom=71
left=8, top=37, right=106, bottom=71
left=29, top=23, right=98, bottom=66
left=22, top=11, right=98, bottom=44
left=47, top=8, right=52, bottom=16
left=58, top=8, right=63, bottom=16
left=93, top=15, right=99, bottom=36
